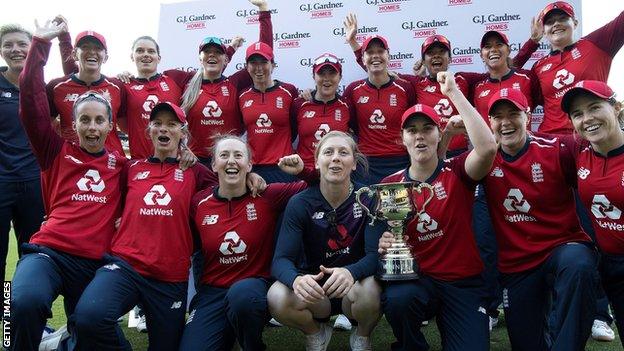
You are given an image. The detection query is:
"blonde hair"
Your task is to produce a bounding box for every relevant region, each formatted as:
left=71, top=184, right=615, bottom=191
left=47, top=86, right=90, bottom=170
left=180, top=70, right=203, bottom=113
left=314, top=131, right=368, bottom=175
left=0, top=24, right=31, bottom=45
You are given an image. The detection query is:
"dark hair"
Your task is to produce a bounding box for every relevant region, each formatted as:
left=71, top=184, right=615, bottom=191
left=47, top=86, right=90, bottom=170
left=132, top=36, right=160, bottom=55
left=72, top=91, right=112, bottom=122
left=0, top=24, right=32, bottom=46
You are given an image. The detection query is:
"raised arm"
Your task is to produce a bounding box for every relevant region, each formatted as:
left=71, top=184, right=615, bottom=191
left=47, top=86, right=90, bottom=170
left=438, top=72, right=496, bottom=180
left=584, top=10, right=624, bottom=58
left=512, top=15, right=542, bottom=69
left=19, top=20, right=66, bottom=170
left=53, top=15, right=78, bottom=75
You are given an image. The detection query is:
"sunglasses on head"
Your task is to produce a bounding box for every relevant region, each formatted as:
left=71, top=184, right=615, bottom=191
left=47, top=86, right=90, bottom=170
left=314, top=55, right=339, bottom=66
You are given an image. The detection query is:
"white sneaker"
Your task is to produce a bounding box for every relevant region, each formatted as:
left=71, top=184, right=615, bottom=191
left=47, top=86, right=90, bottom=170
left=305, top=323, right=333, bottom=351
left=38, top=325, right=68, bottom=351
left=349, top=327, right=372, bottom=351
left=489, top=316, right=499, bottom=331
left=333, top=314, right=352, bottom=331
left=421, top=320, right=429, bottom=326
left=269, top=318, right=283, bottom=327
left=127, top=307, right=140, bottom=328
left=136, top=315, right=147, bottom=333
left=591, top=320, right=615, bottom=341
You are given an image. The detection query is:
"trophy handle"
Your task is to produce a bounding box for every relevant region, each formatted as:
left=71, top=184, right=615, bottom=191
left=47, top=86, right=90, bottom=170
left=355, top=187, right=376, bottom=225
left=414, top=183, right=435, bottom=216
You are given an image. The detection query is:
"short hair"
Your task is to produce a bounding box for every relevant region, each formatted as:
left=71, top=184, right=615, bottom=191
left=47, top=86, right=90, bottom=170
left=132, top=36, right=160, bottom=55
left=72, top=91, right=113, bottom=122
left=0, top=24, right=32, bottom=46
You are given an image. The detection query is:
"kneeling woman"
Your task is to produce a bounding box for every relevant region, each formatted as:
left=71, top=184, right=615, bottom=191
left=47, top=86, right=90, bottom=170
left=179, top=135, right=307, bottom=351
left=268, top=131, right=381, bottom=351
left=72, top=102, right=216, bottom=350
left=378, top=72, right=497, bottom=351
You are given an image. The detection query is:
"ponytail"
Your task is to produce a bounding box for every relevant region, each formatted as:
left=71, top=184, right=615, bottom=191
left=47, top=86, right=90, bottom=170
left=180, top=69, right=203, bottom=113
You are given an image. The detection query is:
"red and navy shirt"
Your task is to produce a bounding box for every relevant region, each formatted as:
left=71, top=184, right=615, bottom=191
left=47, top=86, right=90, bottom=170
left=484, top=134, right=590, bottom=273
left=239, top=81, right=299, bottom=165
left=111, top=160, right=216, bottom=282
left=192, top=182, right=307, bottom=288
left=343, top=77, right=415, bottom=157
left=574, top=140, right=624, bottom=255
left=382, top=154, right=484, bottom=281
left=123, top=75, right=183, bottom=158
left=532, top=11, right=624, bottom=134
left=47, top=74, right=126, bottom=155
left=293, top=93, right=353, bottom=168
left=19, top=37, right=127, bottom=260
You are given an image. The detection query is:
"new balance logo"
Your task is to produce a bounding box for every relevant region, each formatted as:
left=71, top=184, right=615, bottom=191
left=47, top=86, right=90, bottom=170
left=503, top=188, right=530, bottom=213
left=577, top=167, right=590, bottom=180
left=303, top=111, right=316, bottom=118
left=170, top=301, right=182, bottom=309
left=424, top=85, right=436, bottom=93
left=77, top=170, right=105, bottom=193
left=103, top=263, right=120, bottom=270
left=479, top=89, right=491, bottom=98
left=490, top=167, right=504, bottom=177
left=591, top=195, right=622, bottom=220
left=143, top=185, right=172, bottom=206
left=202, top=215, right=219, bottom=225
left=219, top=231, right=247, bottom=255
left=357, top=96, right=369, bottom=104
left=312, top=212, right=324, bottom=219
left=134, top=171, right=150, bottom=180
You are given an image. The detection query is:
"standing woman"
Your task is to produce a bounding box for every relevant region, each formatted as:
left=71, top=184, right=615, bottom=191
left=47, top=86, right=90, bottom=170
left=268, top=132, right=381, bottom=351
left=174, top=0, right=272, bottom=165
left=10, top=20, right=126, bottom=351
left=532, top=1, right=623, bottom=134
left=342, top=34, right=415, bottom=185
left=238, top=40, right=300, bottom=183
left=0, top=25, right=45, bottom=281
left=562, top=80, right=624, bottom=346
left=179, top=135, right=307, bottom=350
left=293, top=54, right=353, bottom=169
left=377, top=72, right=497, bottom=351
left=72, top=102, right=216, bottom=350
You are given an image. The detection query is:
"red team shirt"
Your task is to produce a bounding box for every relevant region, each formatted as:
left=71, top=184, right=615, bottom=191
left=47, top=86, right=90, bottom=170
left=123, top=75, right=183, bottom=158
left=192, top=182, right=307, bottom=288
left=343, top=77, right=415, bottom=157
left=484, top=135, right=590, bottom=273
left=20, top=37, right=127, bottom=260
left=382, top=153, right=484, bottom=281
left=532, top=11, right=624, bottom=134
left=47, top=74, right=126, bottom=155
left=239, top=82, right=299, bottom=165
left=574, top=141, right=624, bottom=255
left=293, top=94, right=352, bottom=168
left=111, top=160, right=217, bottom=282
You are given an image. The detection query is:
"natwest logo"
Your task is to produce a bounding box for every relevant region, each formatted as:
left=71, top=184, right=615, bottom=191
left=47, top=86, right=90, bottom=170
left=219, top=231, right=247, bottom=256
left=299, top=1, right=343, bottom=19
left=274, top=32, right=312, bottom=49
left=472, top=13, right=521, bottom=31
left=591, top=195, right=622, bottom=220
left=235, top=8, right=279, bottom=24
left=552, top=69, right=575, bottom=90
left=503, top=189, right=530, bottom=213
left=77, top=170, right=105, bottom=193
left=175, top=14, right=217, bottom=30
left=143, top=185, right=171, bottom=206
left=142, top=95, right=159, bottom=119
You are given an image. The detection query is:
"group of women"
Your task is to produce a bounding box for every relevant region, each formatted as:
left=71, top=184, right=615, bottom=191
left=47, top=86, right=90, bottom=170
left=2, top=0, right=624, bottom=350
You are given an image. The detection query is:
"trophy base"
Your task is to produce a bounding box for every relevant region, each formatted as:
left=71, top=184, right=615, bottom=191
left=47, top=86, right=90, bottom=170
left=378, top=272, right=419, bottom=281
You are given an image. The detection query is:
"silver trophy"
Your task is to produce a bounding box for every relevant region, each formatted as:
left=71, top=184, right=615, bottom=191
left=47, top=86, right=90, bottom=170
left=355, top=182, right=434, bottom=280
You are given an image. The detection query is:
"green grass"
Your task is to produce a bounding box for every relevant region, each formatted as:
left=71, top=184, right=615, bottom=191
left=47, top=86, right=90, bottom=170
left=4, top=232, right=621, bottom=350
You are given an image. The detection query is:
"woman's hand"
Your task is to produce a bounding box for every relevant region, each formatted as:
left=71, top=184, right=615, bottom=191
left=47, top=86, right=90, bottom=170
left=278, top=154, right=304, bottom=175
left=293, top=272, right=326, bottom=304
left=320, top=265, right=354, bottom=299
left=33, top=19, right=66, bottom=41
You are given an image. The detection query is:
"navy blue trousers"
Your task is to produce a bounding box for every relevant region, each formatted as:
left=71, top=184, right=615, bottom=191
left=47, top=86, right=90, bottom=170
left=472, top=185, right=500, bottom=318
left=72, top=256, right=187, bottom=351
left=382, top=275, right=489, bottom=351
left=353, top=154, right=410, bottom=185
left=0, top=179, right=44, bottom=280
left=9, top=244, right=102, bottom=351
left=179, top=278, right=270, bottom=351
left=500, top=242, right=598, bottom=351
left=599, top=253, right=624, bottom=347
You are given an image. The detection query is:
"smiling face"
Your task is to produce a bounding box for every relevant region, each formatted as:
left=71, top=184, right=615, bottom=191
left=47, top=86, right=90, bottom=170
left=569, top=93, right=623, bottom=148
left=246, top=55, right=274, bottom=87
left=200, top=45, right=227, bottom=79
left=0, top=31, right=30, bottom=73
left=363, top=41, right=389, bottom=75
left=489, top=101, right=529, bottom=155
left=74, top=38, right=108, bottom=74
left=149, top=110, right=184, bottom=159
left=314, top=65, right=341, bottom=99
left=401, top=115, right=441, bottom=164
left=131, top=38, right=160, bottom=77
left=73, top=100, right=113, bottom=153
left=480, top=35, right=510, bottom=72
left=212, top=138, right=252, bottom=188
left=423, top=45, right=450, bottom=77
left=315, top=135, right=356, bottom=185
left=543, top=11, right=577, bottom=49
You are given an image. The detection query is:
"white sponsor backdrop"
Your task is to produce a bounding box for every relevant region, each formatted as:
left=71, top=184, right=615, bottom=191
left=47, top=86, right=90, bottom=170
left=157, top=0, right=582, bottom=128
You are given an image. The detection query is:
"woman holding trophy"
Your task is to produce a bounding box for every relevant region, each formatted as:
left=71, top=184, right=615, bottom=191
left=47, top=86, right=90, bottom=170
left=268, top=131, right=382, bottom=351
left=377, top=72, right=497, bottom=351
